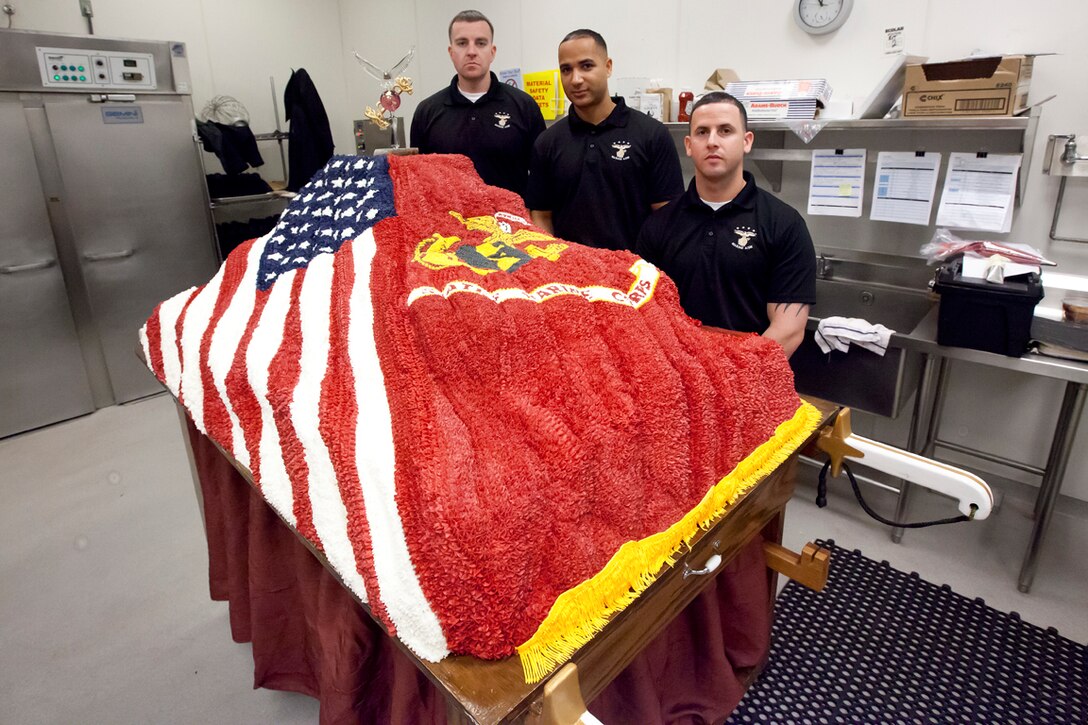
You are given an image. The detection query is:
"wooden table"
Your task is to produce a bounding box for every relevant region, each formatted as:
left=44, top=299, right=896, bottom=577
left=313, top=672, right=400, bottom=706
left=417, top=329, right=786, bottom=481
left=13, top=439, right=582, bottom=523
left=175, top=397, right=839, bottom=724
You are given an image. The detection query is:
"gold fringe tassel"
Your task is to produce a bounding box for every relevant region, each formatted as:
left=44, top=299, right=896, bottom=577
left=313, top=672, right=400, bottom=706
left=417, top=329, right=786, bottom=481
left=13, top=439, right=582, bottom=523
left=516, top=401, right=824, bottom=683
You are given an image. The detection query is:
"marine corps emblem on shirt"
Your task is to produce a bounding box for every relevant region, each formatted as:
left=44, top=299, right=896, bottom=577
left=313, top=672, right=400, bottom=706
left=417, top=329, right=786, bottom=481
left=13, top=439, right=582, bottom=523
left=732, top=226, right=757, bottom=250
left=611, top=142, right=632, bottom=161
left=494, top=112, right=511, bottom=129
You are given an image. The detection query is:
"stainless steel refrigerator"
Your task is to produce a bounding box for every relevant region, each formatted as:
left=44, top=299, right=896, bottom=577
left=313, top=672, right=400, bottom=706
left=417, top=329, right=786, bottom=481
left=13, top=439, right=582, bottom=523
left=1, top=30, right=218, bottom=438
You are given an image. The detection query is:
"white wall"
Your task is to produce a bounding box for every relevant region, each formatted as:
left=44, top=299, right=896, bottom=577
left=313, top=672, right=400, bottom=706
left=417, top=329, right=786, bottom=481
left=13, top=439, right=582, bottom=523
left=12, top=0, right=1088, bottom=501
left=6, top=0, right=355, bottom=181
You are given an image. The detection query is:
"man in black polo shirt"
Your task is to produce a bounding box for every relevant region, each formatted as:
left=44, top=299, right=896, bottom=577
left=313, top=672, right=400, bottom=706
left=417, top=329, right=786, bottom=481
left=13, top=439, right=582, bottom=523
left=410, top=10, right=545, bottom=198
left=637, top=91, right=815, bottom=357
left=526, top=29, right=683, bottom=251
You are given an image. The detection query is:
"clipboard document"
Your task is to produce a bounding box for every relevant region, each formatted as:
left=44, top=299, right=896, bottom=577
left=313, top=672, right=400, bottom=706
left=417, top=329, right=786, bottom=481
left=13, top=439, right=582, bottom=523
left=936, top=152, right=1022, bottom=233
left=870, top=151, right=942, bottom=226
left=808, top=149, right=866, bottom=217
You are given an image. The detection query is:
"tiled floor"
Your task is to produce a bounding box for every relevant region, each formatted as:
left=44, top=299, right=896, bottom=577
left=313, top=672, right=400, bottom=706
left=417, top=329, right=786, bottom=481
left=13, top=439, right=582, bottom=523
left=1, top=394, right=1084, bottom=724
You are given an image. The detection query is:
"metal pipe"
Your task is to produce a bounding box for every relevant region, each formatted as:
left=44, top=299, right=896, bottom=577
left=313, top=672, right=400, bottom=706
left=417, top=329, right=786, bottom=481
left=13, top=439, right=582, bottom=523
left=80, top=0, right=94, bottom=34
left=1018, top=382, right=1087, bottom=592
left=798, top=455, right=902, bottom=495
left=891, top=354, right=945, bottom=542
left=932, top=439, right=1046, bottom=477
left=253, top=131, right=289, bottom=142
left=921, top=357, right=952, bottom=458
left=270, top=76, right=288, bottom=185
left=209, top=192, right=291, bottom=208
left=1049, top=176, right=1088, bottom=244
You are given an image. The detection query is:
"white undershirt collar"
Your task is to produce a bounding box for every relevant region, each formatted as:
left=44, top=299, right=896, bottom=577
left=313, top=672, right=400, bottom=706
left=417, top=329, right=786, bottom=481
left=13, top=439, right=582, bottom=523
left=700, top=196, right=734, bottom=211
left=458, top=88, right=486, bottom=103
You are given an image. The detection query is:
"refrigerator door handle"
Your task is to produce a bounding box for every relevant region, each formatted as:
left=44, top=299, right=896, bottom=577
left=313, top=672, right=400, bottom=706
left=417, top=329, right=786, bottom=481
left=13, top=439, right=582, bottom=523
left=88, top=94, right=138, bottom=103
left=83, top=248, right=135, bottom=262
left=0, top=258, right=58, bottom=274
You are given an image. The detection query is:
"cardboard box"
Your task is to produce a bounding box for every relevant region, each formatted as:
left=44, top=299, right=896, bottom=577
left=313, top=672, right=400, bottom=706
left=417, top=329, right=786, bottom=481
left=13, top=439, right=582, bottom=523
left=642, top=87, right=671, bottom=122
left=638, top=92, right=664, bottom=121
left=723, top=79, right=830, bottom=121
left=902, top=55, right=1034, bottom=117
left=725, top=79, right=832, bottom=105
left=704, top=68, right=741, bottom=91
left=743, top=99, right=819, bottom=120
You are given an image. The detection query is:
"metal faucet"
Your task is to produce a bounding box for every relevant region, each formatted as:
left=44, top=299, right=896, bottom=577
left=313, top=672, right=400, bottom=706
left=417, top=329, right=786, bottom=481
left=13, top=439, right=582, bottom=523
left=816, top=253, right=834, bottom=280
left=1061, top=136, right=1088, bottom=165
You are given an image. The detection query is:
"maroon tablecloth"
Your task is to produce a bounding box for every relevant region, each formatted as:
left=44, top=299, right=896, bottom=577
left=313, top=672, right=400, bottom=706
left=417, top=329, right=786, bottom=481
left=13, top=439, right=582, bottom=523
left=187, top=417, right=774, bottom=724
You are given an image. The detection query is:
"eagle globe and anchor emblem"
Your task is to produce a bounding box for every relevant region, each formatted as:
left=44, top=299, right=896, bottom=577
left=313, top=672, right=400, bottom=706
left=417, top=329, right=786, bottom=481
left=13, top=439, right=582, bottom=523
left=413, top=211, right=568, bottom=275
left=408, top=209, right=660, bottom=310
left=732, top=226, right=757, bottom=250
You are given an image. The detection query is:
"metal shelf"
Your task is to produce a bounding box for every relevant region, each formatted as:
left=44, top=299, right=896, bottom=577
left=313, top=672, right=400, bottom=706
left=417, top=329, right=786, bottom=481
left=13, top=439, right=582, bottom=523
left=664, top=115, right=1034, bottom=133
left=665, top=109, right=1041, bottom=203
left=253, top=130, right=289, bottom=142
left=209, top=190, right=295, bottom=208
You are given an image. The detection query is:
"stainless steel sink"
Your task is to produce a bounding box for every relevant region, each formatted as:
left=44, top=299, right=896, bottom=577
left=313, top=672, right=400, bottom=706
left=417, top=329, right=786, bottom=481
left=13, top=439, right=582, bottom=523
left=810, top=279, right=936, bottom=331
left=791, top=274, right=937, bottom=418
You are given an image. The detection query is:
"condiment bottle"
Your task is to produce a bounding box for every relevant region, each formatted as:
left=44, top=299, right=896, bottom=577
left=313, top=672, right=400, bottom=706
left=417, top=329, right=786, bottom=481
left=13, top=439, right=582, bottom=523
left=678, top=89, right=694, bottom=122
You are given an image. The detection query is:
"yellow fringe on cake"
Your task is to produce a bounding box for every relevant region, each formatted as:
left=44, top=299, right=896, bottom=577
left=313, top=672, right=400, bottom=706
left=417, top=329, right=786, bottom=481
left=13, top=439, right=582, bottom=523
left=516, top=400, right=824, bottom=683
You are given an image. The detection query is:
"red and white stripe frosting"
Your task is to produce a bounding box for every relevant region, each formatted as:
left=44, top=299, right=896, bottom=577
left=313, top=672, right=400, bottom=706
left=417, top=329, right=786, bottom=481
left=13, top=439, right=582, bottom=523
left=141, top=154, right=809, bottom=668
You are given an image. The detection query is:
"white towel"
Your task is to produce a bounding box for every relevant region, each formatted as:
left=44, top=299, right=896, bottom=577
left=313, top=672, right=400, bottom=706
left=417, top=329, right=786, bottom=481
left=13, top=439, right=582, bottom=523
left=815, top=317, right=895, bottom=357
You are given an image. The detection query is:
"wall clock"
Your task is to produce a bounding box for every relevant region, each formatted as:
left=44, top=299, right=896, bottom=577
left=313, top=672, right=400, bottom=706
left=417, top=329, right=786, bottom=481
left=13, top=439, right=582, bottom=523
left=794, top=0, right=854, bottom=35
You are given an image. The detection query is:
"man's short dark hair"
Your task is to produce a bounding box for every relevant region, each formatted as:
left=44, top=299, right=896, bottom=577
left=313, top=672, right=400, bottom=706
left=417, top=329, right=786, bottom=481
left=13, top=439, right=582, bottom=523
left=689, top=91, right=748, bottom=132
left=560, top=28, right=608, bottom=55
left=448, top=10, right=494, bottom=42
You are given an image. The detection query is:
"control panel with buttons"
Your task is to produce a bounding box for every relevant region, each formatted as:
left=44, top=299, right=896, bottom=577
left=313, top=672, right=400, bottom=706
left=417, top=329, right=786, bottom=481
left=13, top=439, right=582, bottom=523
left=37, top=47, right=157, bottom=90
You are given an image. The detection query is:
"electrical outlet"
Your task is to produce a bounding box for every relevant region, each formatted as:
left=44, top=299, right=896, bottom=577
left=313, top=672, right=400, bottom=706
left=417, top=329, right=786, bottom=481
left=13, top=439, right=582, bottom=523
left=79, top=0, right=94, bottom=18
left=354, top=120, right=369, bottom=154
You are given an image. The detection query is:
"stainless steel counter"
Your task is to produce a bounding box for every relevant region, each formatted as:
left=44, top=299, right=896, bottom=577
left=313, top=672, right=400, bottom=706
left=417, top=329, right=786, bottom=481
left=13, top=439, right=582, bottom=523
left=892, top=307, right=1088, bottom=385
left=873, top=307, right=1087, bottom=592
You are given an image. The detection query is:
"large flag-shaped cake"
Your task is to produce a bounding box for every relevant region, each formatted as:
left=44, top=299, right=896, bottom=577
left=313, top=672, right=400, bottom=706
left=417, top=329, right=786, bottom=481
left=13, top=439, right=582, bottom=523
left=141, top=154, right=821, bottom=682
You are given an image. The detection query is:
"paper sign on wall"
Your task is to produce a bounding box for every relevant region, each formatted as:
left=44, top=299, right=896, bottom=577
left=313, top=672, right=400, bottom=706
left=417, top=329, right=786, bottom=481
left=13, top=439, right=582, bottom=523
left=808, top=149, right=866, bottom=217
left=523, top=69, right=565, bottom=120
left=498, top=68, right=522, bottom=90
left=935, top=152, right=1021, bottom=233
left=869, top=151, right=942, bottom=226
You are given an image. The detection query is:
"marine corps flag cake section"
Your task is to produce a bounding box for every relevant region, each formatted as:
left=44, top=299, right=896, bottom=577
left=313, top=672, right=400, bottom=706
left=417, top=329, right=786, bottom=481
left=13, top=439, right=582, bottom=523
left=139, top=153, right=821, bottom=682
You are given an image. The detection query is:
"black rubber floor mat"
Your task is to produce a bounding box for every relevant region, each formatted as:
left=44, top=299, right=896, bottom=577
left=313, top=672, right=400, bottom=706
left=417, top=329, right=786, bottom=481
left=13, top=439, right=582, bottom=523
left=727, top=539, right=1087, bottom=724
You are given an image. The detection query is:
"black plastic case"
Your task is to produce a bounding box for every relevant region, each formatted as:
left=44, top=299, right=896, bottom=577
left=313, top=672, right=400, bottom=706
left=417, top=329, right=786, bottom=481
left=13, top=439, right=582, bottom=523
left=934, top=258, right=1043, bottom=357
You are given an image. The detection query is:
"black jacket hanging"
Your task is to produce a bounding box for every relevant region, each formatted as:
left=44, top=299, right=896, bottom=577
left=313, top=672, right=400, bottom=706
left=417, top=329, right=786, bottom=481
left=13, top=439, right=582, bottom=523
left=196, top=120, right=264, bottom=175
left=283, top=68, right=335, bottom=191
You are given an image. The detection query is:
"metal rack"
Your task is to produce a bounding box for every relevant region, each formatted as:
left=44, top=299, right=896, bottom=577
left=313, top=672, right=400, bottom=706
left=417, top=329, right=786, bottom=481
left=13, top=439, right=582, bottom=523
left=665, top=111, right=1040, bottom=203
left=197, top=77, right=297, bottom=260
left=1041, top=132, right=1088, bottom=243
left=200, top=76, right=294, bottom=207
